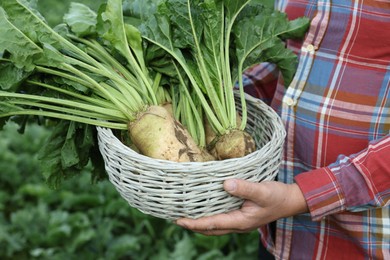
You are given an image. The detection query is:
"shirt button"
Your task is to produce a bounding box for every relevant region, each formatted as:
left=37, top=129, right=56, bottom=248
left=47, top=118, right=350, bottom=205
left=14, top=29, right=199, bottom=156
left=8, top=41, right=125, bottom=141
left=306, top=44, right=315, bottom=52
left=284, top=97, right=296, bottom=106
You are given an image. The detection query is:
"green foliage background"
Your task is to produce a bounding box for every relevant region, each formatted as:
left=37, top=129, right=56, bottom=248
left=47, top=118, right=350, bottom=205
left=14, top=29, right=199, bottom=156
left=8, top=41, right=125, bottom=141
left=0, top=123, right=259, bottom=259
left=0, top=0, right=278, bottom=258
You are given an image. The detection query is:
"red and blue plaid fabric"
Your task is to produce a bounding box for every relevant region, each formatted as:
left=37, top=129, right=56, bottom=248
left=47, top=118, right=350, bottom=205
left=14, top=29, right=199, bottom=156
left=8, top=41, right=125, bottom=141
left=243, top=1, right=390, bottom=259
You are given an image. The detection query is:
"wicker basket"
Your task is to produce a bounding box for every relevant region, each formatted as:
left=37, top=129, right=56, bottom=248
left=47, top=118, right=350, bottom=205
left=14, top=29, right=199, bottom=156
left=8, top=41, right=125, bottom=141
left=97, top=93, right=286, bottom=220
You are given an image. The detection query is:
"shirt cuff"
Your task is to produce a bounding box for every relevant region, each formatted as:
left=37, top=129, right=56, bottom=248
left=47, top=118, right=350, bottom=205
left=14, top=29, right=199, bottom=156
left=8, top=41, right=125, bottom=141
left=294, top=167, right=346, bottom=221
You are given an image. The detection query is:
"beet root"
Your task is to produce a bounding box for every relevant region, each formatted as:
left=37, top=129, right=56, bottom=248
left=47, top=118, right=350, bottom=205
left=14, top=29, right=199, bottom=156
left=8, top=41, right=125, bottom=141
left=128, top=105, right=213, bottom=162
left=211, top=129, right=256, bottom=160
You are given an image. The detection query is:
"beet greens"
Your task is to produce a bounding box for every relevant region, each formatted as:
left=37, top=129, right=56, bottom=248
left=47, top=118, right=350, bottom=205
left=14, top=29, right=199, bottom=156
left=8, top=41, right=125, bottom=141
left=0, top=0, right=309, bottom=184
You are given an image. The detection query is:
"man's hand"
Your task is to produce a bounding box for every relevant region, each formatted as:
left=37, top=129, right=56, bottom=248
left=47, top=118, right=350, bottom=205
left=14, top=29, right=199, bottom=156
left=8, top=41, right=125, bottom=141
left=175, top=179, right=308, bottom=236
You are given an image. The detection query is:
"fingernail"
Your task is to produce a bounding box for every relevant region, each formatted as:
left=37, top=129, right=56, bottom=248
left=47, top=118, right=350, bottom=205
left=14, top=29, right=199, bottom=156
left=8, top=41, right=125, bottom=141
left=224, top=179, right=237, bottom=192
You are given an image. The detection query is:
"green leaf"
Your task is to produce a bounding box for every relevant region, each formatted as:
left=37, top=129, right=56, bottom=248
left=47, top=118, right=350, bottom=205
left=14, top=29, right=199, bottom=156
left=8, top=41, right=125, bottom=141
left=18, top=183, right=51, bottom=198
left=61, top=121, right=79, bottom=168
left=197, top=250, right=225, bottom=260
left=107, top=235, right=141, bottom=258
left=36, top=43, right=68, bottom=67
left=193, top=233, right=230, bottom=250
left=123, top=0, right=161, bottom=24
left=98, top=0, right=147, bottom=74
left=63, top=2, right=97, bottom=37
left=170, top=233, right=197, bottom=260
left=0, top=61, right=32, bottom=91
left=233, top=9, right=310, bottom=86
left=144, top=44, right=177, bottom=77
left=37, top=120, right=97, bottom=188
left=98, top=0, right=130, bottom=59
left=261, top=38, right=300, bottom=86
left=223, top=0, right=251, bottom=20
left=0, top=7, right=42, bottom=71
left=281, top=16, right=311, bottom=40
left=141, top=8, right=187, bottom=71
left=0, top=0, right=63, bottom=49
left=89, top=140, right=107, bottom=183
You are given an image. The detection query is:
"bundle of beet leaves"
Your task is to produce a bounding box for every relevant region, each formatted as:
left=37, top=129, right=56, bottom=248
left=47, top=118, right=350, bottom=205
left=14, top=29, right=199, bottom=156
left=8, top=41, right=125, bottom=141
left=0, top=0, right=309, bottom=186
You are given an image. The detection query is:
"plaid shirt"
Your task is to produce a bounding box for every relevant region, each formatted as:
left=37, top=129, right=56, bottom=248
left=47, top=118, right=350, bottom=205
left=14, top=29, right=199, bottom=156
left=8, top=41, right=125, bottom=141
left=244, top=1, right=390, bottom=259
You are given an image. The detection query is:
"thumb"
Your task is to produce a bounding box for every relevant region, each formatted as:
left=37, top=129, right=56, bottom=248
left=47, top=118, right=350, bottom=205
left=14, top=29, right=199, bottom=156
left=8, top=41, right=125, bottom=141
left=223, top=179, right=261, bottom=201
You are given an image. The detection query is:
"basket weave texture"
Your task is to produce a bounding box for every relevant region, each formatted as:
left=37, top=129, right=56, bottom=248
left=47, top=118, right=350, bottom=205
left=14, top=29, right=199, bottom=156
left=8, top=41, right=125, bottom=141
left=97, top=94, right=286, bottom=220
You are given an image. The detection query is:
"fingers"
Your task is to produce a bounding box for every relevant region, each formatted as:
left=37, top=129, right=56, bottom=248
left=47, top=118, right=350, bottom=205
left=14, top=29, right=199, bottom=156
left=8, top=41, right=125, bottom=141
left=186, top=228, right=245, bottom=236
left=176, top=216, right=243, bottom=236
left=176, top=210, right=250, bottom=235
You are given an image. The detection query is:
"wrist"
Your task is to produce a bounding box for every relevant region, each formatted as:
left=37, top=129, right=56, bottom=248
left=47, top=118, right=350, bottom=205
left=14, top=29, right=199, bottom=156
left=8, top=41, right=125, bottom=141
left=285, top=183, right=309, bottom=216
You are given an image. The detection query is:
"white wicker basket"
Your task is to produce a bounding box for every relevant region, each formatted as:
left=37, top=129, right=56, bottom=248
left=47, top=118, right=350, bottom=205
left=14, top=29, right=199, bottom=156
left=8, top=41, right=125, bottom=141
left=97, top=93, right=286, bottom=220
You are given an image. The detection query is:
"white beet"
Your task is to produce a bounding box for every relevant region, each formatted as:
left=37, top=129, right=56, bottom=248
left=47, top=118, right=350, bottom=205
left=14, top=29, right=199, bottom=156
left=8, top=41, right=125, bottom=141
left=128, top=105, right=212, bottom=162
left=211, top=129, right=256, bottom=160
left=204, top=113, right=255, bottom=160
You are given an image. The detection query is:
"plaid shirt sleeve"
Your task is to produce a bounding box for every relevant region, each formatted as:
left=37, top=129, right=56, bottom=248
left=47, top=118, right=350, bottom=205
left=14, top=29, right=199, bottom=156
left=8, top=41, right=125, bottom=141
left=295, top=135, right=390, bottom=221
